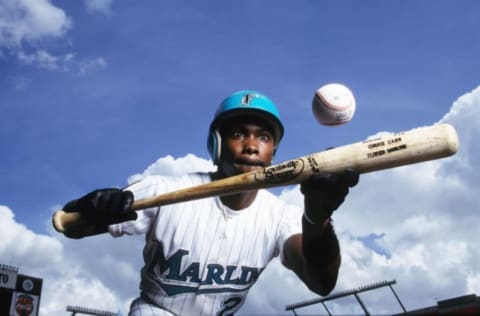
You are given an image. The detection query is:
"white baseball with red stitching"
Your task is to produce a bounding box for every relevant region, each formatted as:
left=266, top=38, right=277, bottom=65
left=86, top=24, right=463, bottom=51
left=312, top=83, right=356, bottom=126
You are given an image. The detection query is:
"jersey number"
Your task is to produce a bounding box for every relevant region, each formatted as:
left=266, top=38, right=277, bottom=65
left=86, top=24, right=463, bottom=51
left=218, top=296, right=242, bottom=316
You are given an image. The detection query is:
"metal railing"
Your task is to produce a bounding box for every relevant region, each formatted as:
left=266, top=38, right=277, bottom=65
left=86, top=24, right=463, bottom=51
left=66, top=305, right=118, bottom=316
left=285, top=280, right=407, bottom=316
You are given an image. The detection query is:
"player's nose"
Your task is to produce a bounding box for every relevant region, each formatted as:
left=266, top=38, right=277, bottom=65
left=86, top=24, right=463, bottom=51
left=242, top=135, right=259, bottom=155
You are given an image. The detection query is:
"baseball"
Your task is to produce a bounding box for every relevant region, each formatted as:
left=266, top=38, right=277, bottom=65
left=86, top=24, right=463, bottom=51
left=312, top=83, right=356, bottom=126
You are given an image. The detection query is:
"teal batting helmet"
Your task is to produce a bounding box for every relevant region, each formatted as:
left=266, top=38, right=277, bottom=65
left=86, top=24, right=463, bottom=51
left=207, top=90, right=284, bottom=164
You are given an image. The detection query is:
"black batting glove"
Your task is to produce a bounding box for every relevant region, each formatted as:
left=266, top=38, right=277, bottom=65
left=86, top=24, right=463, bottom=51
left=300, top=169, right=359, bottom=225
left=63, top=188, right=137, bottom=226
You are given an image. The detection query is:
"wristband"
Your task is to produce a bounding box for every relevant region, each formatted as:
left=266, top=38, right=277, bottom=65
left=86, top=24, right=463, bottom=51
left=303, top=213, right=332, bottom=228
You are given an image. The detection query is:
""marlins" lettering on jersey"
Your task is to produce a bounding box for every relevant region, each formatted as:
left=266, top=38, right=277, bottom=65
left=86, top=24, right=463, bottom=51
left=157, top=249, right=264, bottom=296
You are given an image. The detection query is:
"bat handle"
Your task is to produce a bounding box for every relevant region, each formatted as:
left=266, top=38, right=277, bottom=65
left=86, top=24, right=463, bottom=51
left=52, top=210, right=87, bottom=233
left=53, top=210, right=108, bottom=238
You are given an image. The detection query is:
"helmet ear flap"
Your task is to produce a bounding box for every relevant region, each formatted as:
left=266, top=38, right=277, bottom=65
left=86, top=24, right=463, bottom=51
left=207, top=129, right=222, bottom=164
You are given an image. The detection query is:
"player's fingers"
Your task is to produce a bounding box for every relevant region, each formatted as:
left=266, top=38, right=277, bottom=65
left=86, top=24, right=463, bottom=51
left=105, top=190, right=134, bottom=213
left=300, top=173, right=335, bottom=193
left=301, top=170, right=357, bottom=194
left=121, top=191, right=134, bottom=213
left=340, top=168, right=359, bottom=187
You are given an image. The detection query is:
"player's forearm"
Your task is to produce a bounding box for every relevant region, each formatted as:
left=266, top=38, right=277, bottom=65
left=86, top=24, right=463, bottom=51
left=301, top=216, right=341, bottom=296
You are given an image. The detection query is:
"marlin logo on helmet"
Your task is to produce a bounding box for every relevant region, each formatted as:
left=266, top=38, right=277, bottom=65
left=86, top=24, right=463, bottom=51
left=207, top=90, right=285, bottom=164
left=241, top=93, right=257, bottom=106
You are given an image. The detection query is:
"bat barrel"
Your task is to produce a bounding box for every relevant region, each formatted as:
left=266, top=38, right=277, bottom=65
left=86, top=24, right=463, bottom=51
left=354, top=123, right=459, bottom=174
left=440, top=123, right=460, bottom=154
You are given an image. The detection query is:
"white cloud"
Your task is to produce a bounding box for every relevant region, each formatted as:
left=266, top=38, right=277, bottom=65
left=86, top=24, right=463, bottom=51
left=467, top=273, right=480, bottom=294
left=1, top=86, right=480, bottom=315
left=0, top=206, right=63, bottom=267
left=127, top=153, right=216, bottom=183
left=0, top=206, right=143, bottom=315
left=85, top=0, right=114, bottom=15
left=0, top=0, right=71, bottom=47
left=41, top=276, right=119, bottom=315
left=17, top=49, right=64, bottom=70
left=16, top=49, right=107, bottom=73
left=78, top=56, right=108, bottom=74
left=0, top=0, right=107, bottom=73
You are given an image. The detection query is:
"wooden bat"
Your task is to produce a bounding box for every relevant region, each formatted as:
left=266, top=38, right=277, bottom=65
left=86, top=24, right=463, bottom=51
left=53, top=123, right=459, bottom=237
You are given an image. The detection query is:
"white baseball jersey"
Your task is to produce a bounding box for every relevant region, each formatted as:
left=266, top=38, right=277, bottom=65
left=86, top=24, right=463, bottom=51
left=109, top=172, right=303, bottom=316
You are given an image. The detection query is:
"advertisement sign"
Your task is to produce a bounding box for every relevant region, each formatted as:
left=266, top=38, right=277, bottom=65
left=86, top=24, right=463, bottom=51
left=0, top=265, right=18, bottom=290
left=8, top=274, right=43, bottom=316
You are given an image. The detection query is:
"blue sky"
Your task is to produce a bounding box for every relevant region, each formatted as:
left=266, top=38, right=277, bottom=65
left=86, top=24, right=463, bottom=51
left=1, top=1, right=480, bottom=315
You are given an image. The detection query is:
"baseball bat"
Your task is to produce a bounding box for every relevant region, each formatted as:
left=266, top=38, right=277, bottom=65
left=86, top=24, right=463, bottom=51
left=53, top=123, right=459, bottom=236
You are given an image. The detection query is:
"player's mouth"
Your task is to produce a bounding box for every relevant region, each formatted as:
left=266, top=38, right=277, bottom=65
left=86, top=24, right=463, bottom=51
left=233, top=158, right=267, bottom=172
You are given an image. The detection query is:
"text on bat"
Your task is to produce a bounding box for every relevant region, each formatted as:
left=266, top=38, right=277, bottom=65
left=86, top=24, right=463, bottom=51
left=256, top=159, right=304, bottom=183
left=307, top=156, right=321, bottom=173
left=368, top=141, right=385, bottom=149
left=368, top=150, right=386, bottom=158
left=368, top=143, right=408, bottom=158
left=387, top=137, right=402, bottom=144
left=387, top=144, right=407, bottom=153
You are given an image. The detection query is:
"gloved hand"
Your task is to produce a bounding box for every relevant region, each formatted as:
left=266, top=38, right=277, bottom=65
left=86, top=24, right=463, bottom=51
left=63, top=188, right=137, bottom=226
left=300, top=169, right=359, bottom=225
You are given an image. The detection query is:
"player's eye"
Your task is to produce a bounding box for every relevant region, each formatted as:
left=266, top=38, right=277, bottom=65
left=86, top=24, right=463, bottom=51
left=258, top=134, right=271, bottom=143
left=230, top=130, right=244, bottom=139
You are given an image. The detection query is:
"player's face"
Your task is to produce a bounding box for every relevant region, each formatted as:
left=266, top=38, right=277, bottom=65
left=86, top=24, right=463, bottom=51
left=218, top=117, right=275, bottom=177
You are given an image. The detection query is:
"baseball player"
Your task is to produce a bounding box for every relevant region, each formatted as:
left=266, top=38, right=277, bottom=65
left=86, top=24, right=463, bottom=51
left=62, top=90, right=359, bottom=315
